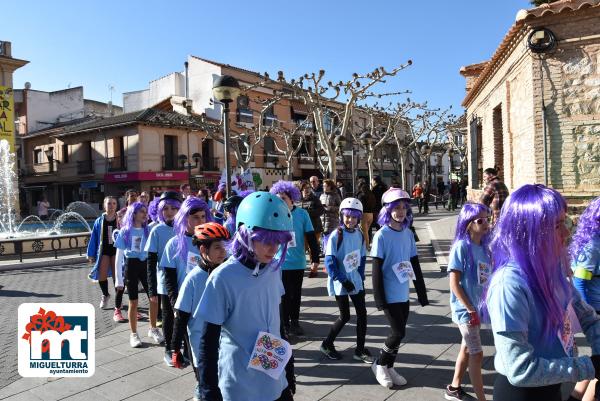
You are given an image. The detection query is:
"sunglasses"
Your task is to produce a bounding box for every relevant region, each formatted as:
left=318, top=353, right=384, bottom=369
left=471, top=217, right=491, bottom=225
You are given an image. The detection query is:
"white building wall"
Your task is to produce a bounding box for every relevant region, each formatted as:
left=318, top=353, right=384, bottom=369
left=26, top=87, right=84, bottom=132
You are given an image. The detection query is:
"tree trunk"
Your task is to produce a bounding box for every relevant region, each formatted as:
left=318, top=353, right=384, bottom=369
left=367, top=153, right=375, bottom=185
left=399, top=151, right=406, bottom=190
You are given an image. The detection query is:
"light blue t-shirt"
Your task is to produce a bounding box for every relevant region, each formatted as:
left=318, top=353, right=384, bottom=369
left=199, top=256, right=287, bottom=401
left=279, top=207, right=314, bottom=270
left=144, top=222, right=176, bottom=295
left=571, top=236, right=600, bottom=310
left=326, top=228, right=366, bottom=296
left=174, top=265, right=209, bottom=368
left=448, top=240, right=491, bottom=324
left=160, top=235, right=201, bottom=289
left=114, top=227, right=148, bottom=261
left=370, top=225, right=418, bottom=304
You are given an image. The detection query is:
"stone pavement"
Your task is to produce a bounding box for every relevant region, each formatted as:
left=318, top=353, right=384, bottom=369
left=0, top=207, right=587, bottom=400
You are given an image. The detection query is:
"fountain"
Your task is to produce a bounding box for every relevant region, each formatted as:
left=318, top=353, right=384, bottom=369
left=65, top=202, right=99, bottom=219
left=0, top=140, right=18, bottom=234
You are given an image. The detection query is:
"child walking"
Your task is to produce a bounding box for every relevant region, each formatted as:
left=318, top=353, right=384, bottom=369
left=445, top=203, right=491, bottom=401
left=171, top=222, right=230, bottom=401
left=320, top=197, right=373, bottom=363
left=371, top=188, right=429, bottom=389
left=196, top=192, right=296, bottom=401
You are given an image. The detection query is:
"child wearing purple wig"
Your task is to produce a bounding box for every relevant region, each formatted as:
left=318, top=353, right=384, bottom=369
left=113, top=201, right=160, bottom=348
left=370, top=188, right=428, bottom=389
left=144, top=191, right=182, bottom=362
left=445, top=203, right=491, bottom=401
left=570, top=196, right=600, bottom=401
left=320, top=197, right=372, bottom=363
left=160, top=196, right=213, bottom=364
left=484, top=185, right=600, bottom=401
left=271, top=180, right=320, bottom=337
left=196, top=192, right=296, bottom=401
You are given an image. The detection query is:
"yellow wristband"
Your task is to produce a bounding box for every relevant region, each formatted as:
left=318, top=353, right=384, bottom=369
left=574, top=267, right=593, bottom=281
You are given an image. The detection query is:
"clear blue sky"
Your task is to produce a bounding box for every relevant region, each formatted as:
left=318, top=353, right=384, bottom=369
left=5, top=0, right=531, bottom=112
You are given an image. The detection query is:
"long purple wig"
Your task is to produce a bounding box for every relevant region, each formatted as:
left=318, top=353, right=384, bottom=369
left=377, top=199, right=413, bottom=229
left=121, top=201, right=149, bottom=248
left=229, top=224, right=292, bottom=270
left=339, top=208, right=363, bottom=228
left=147, top=197, right=160, bottom=222
left=451, top=203, right=492, bottom=284
left=481, top=184, right=570, bottom=339
left=270, top=180, right=301, bottom=203
left=157, top=198, right=182, bottom=224
left=174, top=197, right=214, bottom=260
left=569, top=196, right=600, bottom=261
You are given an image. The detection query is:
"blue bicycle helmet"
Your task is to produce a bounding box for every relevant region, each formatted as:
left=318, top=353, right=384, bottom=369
left=236, top=191, right=293, bottom=232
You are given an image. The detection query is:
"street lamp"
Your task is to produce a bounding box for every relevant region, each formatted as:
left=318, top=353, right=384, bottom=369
left=179, top=153, right=202, bottom=188
left=44, top=148, right=55, bottom=173
left=355, top=132, right=374, bottom=195
left=446, top=144, right=454, bottom=184
left=212, top=75, right=241, bottom=198
left=420, top=144, right=432, bottom=185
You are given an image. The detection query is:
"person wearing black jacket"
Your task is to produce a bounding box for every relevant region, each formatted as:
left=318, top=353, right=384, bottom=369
left=370, top=188, right=428, bottom=389
left=370, top=176, right=388, bottom=232
left=356, top=179, right=376, bottom=248
left=299, top=182, right=325, bottom=277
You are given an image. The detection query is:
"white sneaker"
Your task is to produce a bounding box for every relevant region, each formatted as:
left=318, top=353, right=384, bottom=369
left=130, top=332, right=142, bottom=348
left=99, top=294, right=110, bottom=309
left=388, top=367, right=407, bottom=386
left=148, top=327, right=164, bottom=344
left=372, top=362, right=393, bottom=389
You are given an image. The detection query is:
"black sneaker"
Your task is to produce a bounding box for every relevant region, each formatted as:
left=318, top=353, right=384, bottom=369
left=353, top=348, right=374, bottom=364
left=320, top=342, right=342, bottom=360
left=289, top=320, right=305, bottom=336
left=444, top=385, right=476, bottom=401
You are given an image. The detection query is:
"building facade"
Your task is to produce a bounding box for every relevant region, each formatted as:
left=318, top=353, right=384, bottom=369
left=460, top=0, right=600, bottom=205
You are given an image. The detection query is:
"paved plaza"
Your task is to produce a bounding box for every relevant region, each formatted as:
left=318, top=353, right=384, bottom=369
left=0, top=207, right=586, bottom=400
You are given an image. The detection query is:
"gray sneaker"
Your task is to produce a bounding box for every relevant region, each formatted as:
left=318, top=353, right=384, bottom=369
left=444, top=385, right=477, bottom=401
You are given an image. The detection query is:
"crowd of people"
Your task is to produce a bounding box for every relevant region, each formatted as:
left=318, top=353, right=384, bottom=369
left=84, top=171, right=600, bottom=401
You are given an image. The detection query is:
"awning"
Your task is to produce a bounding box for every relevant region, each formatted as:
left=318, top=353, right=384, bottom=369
left=292, top=103, right=309, bottom=115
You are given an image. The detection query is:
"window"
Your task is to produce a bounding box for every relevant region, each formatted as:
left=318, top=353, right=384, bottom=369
left=263, top=137, right=276, bottom=163
left=163, top=135, right=179, bottom=170
left=62, top=144, right=69, bottom=163
left=263, top=105, right=277, bottom=126
left=34, top=149, right=42, bottom=164
left=236, top=96, right=253, bottom=124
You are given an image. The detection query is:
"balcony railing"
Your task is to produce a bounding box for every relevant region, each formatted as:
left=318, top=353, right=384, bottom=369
left=202, top=157, right=220, bottom=171
left=162, top=155, right=184, bottom=171
left=107, top=156, right=127, bottom=172
left=23, top=162, right=57, bottom=176
left=77, top=160, right=94, bottom=175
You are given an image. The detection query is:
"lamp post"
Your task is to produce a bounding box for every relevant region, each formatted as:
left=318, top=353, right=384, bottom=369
left=179, top=152, right=202, bottom=188
left=212, top=75, right=241, bottom=198
left=358, top=132, right=374, bottom=194
left=447, top=144, right=454, bottom=184
left=333, top=134, right=347, bottom=190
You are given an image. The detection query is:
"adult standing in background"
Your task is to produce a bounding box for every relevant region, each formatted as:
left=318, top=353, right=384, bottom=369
left=299, top=182, right=325, bottom=277
left=371, top=176, right=388, bottom=232
left=320, top=179, right=342, bottom=253
left=180, top=183, right=192, bottom=200
left=356, top=178, right=376, bottom=248
left=479, top=168, right=509, bottom=224
left=310, top=175, right=324, bottom=199
left=37, top=195, right=50, bottom=220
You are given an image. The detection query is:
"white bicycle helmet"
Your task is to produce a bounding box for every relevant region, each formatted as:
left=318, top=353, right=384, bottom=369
left=339, top=197, right=363, bottom=213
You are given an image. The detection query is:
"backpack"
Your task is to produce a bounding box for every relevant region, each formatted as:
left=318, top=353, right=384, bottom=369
left=336, top=226, right=365, bottom=251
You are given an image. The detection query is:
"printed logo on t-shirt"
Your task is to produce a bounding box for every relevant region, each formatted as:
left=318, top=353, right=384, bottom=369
left=392, top=261, right=414, bottom=284
left=187, top=252, right=200, bottom=271
left=477, top=262, right=491, bottom=285
left=131, top=236, right=142, bottom=253
left=107, top=227, right=113, bottom=245
left=558, top=302, right=577, bottom=357
left=343, top=250, right=360, bottom=273
left=248, top=331, right=292, bottom=380
left=288, top=232, right=296, bottom=248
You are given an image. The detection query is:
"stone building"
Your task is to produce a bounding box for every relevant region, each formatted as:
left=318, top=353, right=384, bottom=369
left=460, top=0, right=600, bottom=206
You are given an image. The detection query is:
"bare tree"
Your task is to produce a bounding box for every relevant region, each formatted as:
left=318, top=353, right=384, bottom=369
left=271, top=62, right=412, bottom=179
left=272, top=119, right=313, bottom=178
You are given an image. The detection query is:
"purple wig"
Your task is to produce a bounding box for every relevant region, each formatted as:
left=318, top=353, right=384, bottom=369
left=569, top=196, right=600, bottom=261
left=174, top=197, right=214, bottom=261
left=481, top=184, right=570, bottom=340
left=451, top=203, right=492, bottom=284
left=229, top=224, right=292, bottom=270
left=377, top=199, right=413, bottom=229
left=121, top=201, right=149, bottom=248
left=157, top=198, right=182, bottom=224
left=339, top=208, right=363, bottom=228
left=147, top=197, right=160, bottom=222
left=270, top=180, right=301, bottom=203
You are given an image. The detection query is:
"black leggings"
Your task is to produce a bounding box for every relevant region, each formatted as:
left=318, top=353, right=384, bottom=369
left=161, top=294, right=174, bottom=352
left=125, top=258, right=148, bottom=301
left=493, top=374, right=561, bottom=401
left=324, top=290, right=367, bottom=351
left=281, top=269, right=304, bottom=324
left=274, top=387, right=294, bottom=401
left=377, top=301, right=410, bottom=367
